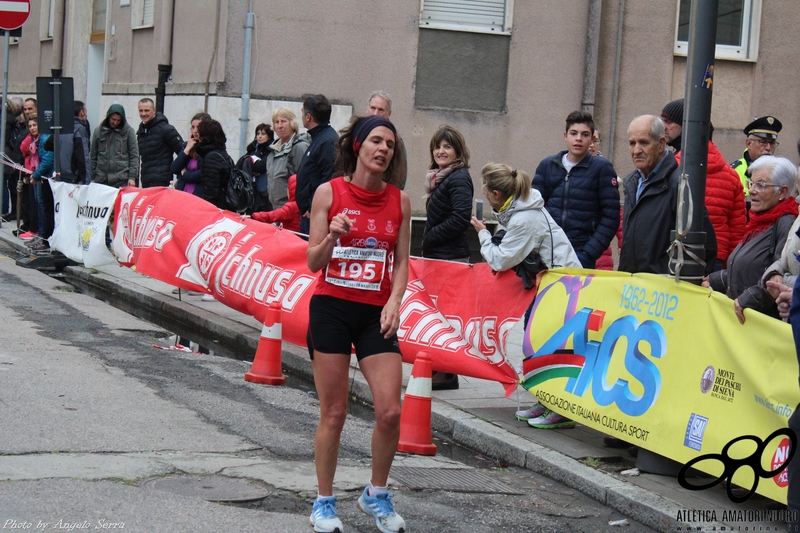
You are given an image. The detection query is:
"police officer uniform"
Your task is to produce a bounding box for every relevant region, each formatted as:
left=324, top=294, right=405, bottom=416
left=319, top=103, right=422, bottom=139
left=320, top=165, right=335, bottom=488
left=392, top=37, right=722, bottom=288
left=731, top=116, right=782, bottom=208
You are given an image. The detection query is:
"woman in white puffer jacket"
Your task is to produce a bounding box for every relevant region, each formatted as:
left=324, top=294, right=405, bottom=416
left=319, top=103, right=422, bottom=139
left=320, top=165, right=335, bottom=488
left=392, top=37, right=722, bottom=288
left=471, top=162, right=579, bottom=275
left=471, top=162, right=581, bottom=430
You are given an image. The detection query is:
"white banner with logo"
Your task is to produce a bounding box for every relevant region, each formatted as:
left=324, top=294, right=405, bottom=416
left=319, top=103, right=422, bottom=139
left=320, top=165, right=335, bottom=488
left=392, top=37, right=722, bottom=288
left=49, top=179, right=118, bottom=268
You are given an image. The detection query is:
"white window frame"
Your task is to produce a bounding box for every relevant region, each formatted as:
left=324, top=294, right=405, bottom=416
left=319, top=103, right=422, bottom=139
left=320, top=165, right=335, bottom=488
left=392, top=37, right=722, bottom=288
left=131, top=0, right=154, bottom=30
left=419, top=0, right=514, bottom=35
left=674, top=0, right=761, bottom=61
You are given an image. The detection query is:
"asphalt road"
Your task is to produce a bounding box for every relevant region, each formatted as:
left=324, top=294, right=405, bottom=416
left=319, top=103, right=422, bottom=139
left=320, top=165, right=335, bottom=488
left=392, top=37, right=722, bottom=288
left=0, top=244, right=657, bottom=533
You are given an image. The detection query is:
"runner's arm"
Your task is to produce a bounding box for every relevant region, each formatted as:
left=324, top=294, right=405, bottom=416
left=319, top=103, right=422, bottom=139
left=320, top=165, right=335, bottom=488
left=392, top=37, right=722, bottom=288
left=381, top=192, right=411, bottom=338
left=307, top=183, right=352, bottom=272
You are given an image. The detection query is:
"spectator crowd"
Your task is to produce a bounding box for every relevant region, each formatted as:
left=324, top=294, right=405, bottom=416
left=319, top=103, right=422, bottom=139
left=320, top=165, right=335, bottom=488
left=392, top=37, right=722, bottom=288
left=2, top=90, right=798, bottom=386
left=2, top=89, right=800, bottom=532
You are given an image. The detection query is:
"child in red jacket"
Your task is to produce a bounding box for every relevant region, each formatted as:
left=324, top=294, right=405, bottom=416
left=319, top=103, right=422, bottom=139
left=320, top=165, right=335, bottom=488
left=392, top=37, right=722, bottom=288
left=250, top=174, right=301, bottom=232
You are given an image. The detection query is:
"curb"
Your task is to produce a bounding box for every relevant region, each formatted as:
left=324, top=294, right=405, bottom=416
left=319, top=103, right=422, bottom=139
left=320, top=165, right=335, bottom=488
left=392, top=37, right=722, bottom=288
left=0, top=242, right=687, bottom=532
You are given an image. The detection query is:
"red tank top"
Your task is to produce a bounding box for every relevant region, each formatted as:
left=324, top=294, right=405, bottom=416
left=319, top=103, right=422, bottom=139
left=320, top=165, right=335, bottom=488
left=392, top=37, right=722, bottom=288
left=314, top=177, right=403, bottom=306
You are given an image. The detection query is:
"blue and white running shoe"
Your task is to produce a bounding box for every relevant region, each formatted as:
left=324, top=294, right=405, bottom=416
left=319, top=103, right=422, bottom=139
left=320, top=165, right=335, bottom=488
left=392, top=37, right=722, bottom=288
left=357, top=486, right=406, bottom=533
left=310, top=496, right=344, bottom=533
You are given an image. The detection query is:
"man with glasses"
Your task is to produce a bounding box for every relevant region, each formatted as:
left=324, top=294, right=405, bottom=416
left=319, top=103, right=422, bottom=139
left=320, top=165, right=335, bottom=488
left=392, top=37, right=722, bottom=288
left=731, top=116, right=782, bottom=211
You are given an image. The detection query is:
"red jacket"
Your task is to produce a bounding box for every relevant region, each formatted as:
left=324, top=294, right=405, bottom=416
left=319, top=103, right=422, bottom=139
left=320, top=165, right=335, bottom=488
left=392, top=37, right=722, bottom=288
left=252, top=174, right=301, bottom=232
left=21, top=134, right=40, bottom=172
left=675, top=142, right=746, bottom=264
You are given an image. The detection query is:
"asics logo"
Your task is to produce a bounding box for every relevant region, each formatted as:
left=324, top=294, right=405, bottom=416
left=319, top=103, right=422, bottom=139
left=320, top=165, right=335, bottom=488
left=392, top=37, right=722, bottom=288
left=341, top=208, right=361, bottom=216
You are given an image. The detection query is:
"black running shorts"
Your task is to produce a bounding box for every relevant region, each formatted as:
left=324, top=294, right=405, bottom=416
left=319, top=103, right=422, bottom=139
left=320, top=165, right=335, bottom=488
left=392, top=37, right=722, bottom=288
left=307, top=295, right=401, bottom=360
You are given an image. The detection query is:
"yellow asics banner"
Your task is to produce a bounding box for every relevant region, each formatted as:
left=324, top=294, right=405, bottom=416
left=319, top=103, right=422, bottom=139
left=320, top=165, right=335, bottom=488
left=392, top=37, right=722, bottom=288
left=522, top=269, right=799, bottom=503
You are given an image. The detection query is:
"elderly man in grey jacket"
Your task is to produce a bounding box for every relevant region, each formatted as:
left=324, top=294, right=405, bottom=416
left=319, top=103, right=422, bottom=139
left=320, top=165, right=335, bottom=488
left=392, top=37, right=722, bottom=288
left=90, top=104, right=139, bottom=188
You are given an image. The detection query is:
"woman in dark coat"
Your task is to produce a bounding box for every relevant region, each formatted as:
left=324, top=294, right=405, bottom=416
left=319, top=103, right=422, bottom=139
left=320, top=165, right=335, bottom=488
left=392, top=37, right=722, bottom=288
left=195, top=119, right=233, bottom=210
left=422, top=125, right=474, bottom=261
left=245, top=122, right=274, bottom=213
left=422, top=125, right=474, bottom=390
left=171, top=112, right=210, bottom=198
left=705, top=156, right=798, bottom=323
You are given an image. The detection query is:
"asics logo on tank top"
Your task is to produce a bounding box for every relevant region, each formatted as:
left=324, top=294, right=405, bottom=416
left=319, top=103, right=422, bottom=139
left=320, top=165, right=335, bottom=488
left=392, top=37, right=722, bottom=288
left=342, top=208, right=361, bottom=216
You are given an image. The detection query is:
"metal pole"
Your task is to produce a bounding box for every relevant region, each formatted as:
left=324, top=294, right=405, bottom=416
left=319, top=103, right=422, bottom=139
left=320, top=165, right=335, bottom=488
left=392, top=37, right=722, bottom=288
left=239, top=3, right=254, bottom=157
left=668, top=0, right=718, bottom=281
left=0, top=31, right=9, bottom=219
left=637, top=0, right=719, bottom=477
left=606, top=0, right=625, bottom=165
left=581, top=0, right=602, bottom=116
left=156, top=0, right=175, bottom=114
left=156, top=64, right=171, bottom=114
left=51, top=73, right=62, bottom=176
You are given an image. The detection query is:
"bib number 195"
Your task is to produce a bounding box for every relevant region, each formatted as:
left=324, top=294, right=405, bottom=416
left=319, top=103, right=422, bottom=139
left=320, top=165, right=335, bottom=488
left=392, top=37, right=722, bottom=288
left=338, top=261, right=376, bottom=280
left=325, top=247, right=386, bottom=291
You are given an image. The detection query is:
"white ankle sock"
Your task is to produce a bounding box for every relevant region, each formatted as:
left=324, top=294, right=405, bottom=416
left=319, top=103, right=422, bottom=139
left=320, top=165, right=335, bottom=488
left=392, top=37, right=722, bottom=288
left=368, top=482, right=388, bottom=497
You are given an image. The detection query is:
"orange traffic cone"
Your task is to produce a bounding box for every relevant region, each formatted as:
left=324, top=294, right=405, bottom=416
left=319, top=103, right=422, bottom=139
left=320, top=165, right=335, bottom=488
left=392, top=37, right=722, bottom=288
left=244, top=302, right=286, bottom=385
left=397, top=351, right=437, bottom=455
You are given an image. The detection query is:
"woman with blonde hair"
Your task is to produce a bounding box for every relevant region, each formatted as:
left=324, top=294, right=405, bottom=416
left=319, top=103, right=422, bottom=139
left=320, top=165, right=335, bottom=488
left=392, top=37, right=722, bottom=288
left=471, top=162, right=580, bottom=430
left=265, top=106, right=310, bottom=209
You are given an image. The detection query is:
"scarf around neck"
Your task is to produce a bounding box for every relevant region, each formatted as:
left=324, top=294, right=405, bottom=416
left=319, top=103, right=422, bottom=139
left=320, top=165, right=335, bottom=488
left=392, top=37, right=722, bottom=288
left=269, top=133, right=295, bottom=153
left=497, top=195, right=513, bottom=214
left=424, top=162, right=463, bottom=199
left=742, top=196, right=798, bottom=243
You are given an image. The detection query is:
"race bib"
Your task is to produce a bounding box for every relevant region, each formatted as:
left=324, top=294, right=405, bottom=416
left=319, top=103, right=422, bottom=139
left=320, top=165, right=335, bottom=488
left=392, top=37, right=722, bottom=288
left=325, top=247, right=386, bottom=291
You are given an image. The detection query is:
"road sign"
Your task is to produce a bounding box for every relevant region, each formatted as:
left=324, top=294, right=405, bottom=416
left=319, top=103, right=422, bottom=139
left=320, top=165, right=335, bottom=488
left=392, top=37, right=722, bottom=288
left=0, top=0, right=30, bottom=31
left=36, top=76, right=74, bottom=134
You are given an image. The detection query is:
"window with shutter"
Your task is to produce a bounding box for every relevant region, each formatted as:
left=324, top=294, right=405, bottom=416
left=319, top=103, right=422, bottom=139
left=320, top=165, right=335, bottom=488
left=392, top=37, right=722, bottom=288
left=419, top=0, right=513, bottom=35
left=141, top=0, right=154, bottom=27
left=674, top=0, right=761, bottom=61
left=39, top=0, right=55, bottom=40
left=414, top=0, right=512, bottom=111
left=47, top=0, right=55, bottom=38
left=132, top=0, right=155, bottom=29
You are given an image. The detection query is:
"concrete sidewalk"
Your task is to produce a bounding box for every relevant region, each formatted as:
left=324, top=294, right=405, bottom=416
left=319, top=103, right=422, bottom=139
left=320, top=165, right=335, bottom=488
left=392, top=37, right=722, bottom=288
left=0, top=223, right=786, bottom=533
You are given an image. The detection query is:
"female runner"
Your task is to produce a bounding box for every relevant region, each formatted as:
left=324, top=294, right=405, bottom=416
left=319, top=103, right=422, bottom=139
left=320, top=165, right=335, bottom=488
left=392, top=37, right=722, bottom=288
left=306, top=115, right=410, bottom=533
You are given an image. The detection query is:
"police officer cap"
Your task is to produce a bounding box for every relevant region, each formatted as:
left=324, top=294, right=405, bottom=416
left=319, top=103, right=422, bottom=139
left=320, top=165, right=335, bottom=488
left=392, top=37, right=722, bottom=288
left=743, top=116, right=782, bottom=139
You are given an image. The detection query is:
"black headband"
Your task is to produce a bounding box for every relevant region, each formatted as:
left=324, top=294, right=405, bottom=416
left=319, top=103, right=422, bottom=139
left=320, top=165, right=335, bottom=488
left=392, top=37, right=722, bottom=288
left=352, top=115, right=397, bottom=154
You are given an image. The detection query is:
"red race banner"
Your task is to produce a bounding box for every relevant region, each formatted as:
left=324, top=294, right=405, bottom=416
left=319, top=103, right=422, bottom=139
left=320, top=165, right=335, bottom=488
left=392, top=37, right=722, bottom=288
left=113, top=187, right=531, bottom=395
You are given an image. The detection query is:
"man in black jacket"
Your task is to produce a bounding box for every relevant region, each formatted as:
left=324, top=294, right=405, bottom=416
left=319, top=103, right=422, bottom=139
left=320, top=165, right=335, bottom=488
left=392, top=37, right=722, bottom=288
left=136, top=98, right=184, bottom=188
left=54, top=101, right=92, bottom=184
left=532, top=110, right=620, bottom=268
left=2, top=97, right=26, bottom=220
left=295, top=94, right=338, bottom=235
left=619, top=115, right=716, bottom=274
